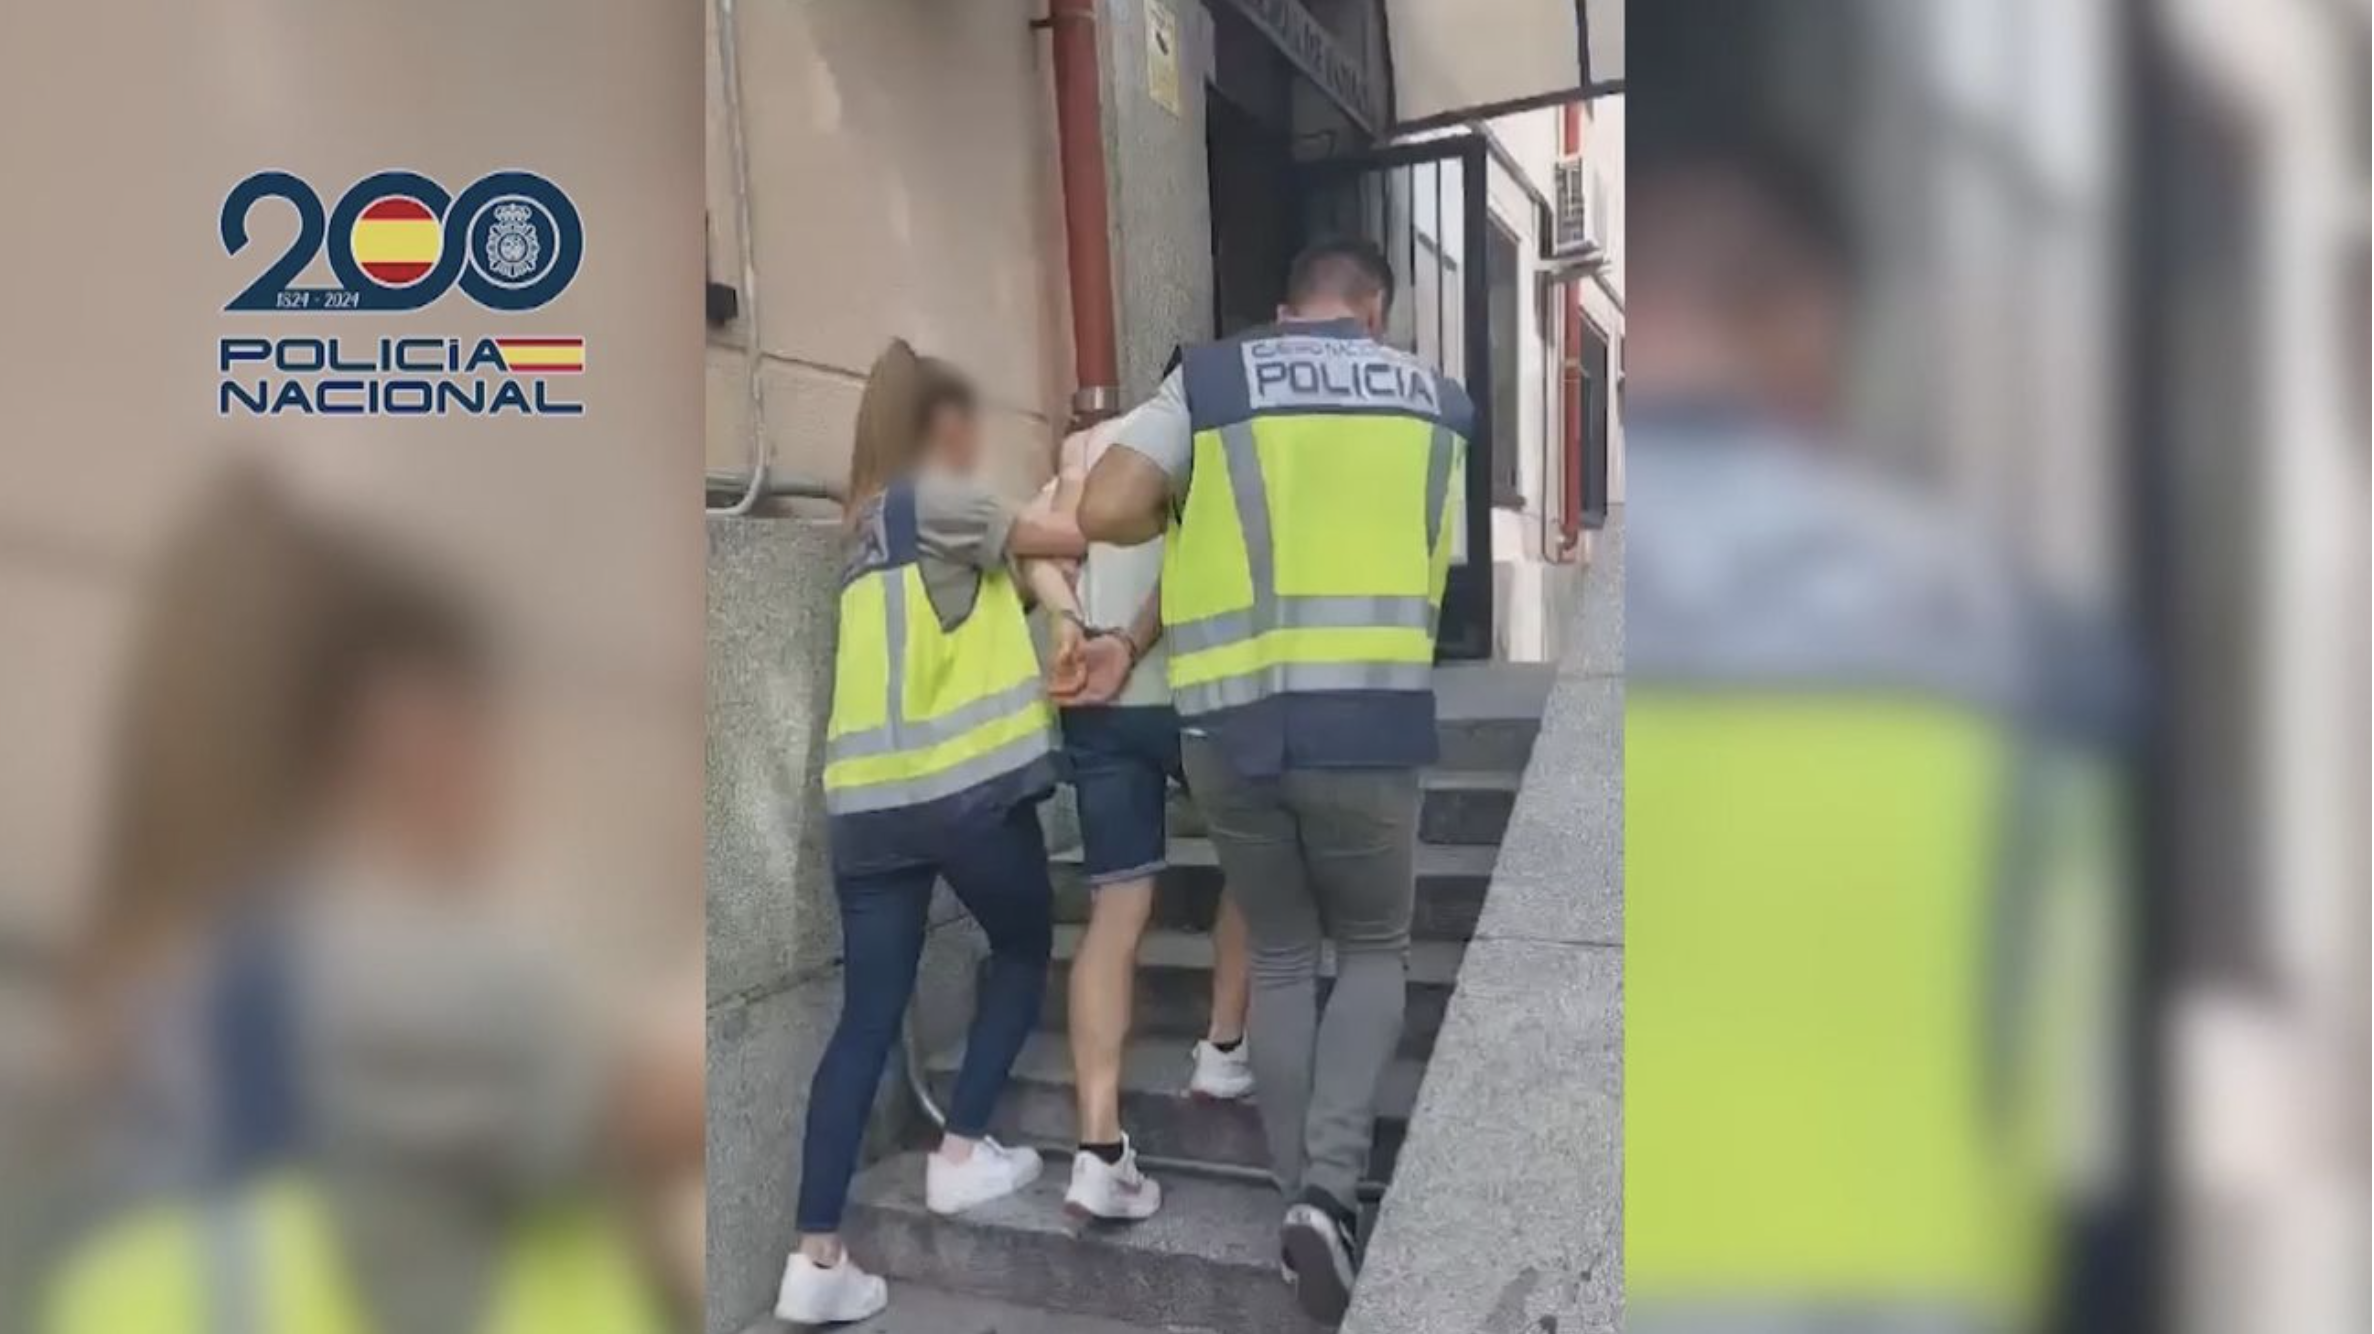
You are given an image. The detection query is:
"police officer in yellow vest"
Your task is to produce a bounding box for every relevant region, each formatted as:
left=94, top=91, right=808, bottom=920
left=1624, top=130, right=2116, bottom=1334
left=780, top=343, right=1092, bottom=1325
left=41, top=519, right=680, bottom=1334
left=43, top=895, right=671, bottom=1334
left=1080, top=238, right=1471, bottom=1325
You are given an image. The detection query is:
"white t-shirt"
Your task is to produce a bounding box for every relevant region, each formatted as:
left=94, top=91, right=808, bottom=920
left=1108, top=368, right=1195, bottom=486
left=1062, top=392, right=1182, bottom=708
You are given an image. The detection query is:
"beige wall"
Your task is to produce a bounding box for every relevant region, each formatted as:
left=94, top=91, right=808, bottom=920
left=707, top=0, right=1076, bottom=502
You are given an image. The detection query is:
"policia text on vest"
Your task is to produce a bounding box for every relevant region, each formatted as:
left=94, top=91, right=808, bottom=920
left=1244, top=335, right=1445, bottom=416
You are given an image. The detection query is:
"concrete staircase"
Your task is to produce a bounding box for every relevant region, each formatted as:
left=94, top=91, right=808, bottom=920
left=771, top=666, right=1551, bottom=1333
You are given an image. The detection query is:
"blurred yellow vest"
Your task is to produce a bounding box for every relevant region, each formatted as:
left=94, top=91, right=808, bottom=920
left=47, top=1175, right=665, bottom=1334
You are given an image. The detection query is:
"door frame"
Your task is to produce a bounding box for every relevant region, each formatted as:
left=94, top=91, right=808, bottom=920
left=1296, top=134, right=1497, bottom=659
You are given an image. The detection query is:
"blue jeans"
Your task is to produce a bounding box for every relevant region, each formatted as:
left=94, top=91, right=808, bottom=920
left=795, top=800, right=1054, bottom=1233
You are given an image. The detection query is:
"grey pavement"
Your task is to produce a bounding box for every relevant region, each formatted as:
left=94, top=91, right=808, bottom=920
left=1343, top=511, right=1625, bottom=1334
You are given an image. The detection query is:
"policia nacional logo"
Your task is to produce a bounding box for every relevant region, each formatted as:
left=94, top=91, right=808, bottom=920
left=217, top=169, right=585, bottom=417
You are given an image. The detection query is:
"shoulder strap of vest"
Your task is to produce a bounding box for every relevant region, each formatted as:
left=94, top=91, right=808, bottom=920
left=1178, top=337, right=1252, bottom=432
left=842, top=483, right=920, bottom=587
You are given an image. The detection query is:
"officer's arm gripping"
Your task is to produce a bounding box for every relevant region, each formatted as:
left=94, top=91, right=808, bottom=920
left=1078, top=446, right=1169, bottom=547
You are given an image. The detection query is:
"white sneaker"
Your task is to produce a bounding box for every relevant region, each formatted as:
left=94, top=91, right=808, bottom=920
left=1188, top=1038, right=1255, bottom=1101
left=1063, top=1138, right=1164, bottom=1221
left=774, top=1251, right=888, bottom=1326
left=925, top=1137, right=1043, bottom=1216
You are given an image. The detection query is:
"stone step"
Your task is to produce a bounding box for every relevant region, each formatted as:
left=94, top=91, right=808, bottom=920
left=742, top=1279, right=1220, bottom=1333
left=1432, top=661, right=1556, bottom=771
left=1434, top=714, right=1541, bottom=773
left=1039, top=927, right=1465, bottom=1059
left=925, top=1032, right=1419, bottom=1180
left=1155, top=766, right=1521, bottom=847
left=1414, top=768, right=1522, bottom=846
left=843, top=1153, right=1327, bottom=1333
left=1053, top=840, right=1497, bottom=943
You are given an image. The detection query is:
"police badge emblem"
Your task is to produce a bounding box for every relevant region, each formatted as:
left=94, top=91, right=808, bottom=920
left=483, top=202, right=544, bottom=282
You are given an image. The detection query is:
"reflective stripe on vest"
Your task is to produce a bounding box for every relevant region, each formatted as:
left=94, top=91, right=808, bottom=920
left=822, top=560, right=1054, bottom=815
left=1163, top=331, right=1467, bottom=717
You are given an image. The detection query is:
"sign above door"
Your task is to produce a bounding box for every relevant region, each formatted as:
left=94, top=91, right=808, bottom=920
left=1210, top=0, right=1383, bottom=134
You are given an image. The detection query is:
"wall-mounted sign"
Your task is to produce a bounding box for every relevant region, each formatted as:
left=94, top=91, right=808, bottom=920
left=1216, top=0, right=1380, bottom=134
left=1146, top=0, right=1182, bottom=117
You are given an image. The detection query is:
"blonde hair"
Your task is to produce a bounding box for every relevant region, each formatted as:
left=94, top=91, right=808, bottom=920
left=845, top=339, right=978, bottom=524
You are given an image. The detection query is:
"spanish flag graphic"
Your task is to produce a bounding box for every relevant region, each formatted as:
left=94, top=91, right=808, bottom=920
left=493, top=338, right=586, bottom=374
left=350, top=196, right=441, bottom=287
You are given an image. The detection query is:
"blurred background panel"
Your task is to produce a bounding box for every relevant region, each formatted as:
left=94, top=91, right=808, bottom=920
left=1628, top=2, right=2366, bottom=1332
left=0, top=0, right=705, bottom=969
left=0, top=0, right=705, bottom=1328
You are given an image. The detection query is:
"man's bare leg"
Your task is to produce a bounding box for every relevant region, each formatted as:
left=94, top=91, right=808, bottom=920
left=1063, top=877, right=1164, bottom=1220
left=1208, top=891, right=1251, bottom=1045
left=1069, top=879, right=1154, bottom=1144
left=1189, top=891, right=1257, bottom=1100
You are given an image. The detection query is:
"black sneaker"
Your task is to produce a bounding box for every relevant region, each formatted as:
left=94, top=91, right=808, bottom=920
left=1279, top=1199, right=1358, bottom=1324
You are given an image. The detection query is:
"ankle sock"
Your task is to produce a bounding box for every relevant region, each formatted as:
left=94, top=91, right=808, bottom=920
left=1211, top=1036, right=1244, bottom=1054
left=1081, top=1140, right=1126, bottom=1165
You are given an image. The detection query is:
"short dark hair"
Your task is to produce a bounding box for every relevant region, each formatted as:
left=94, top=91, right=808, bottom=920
left=1285, top=237, right=1395, bottom=312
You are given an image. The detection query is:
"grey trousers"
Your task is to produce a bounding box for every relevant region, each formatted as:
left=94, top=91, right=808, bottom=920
left=1180, top=737, right=1420, bottom=1211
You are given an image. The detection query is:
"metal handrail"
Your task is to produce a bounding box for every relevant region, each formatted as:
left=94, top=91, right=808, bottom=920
left=898, top=984, right=1387, bottom=1203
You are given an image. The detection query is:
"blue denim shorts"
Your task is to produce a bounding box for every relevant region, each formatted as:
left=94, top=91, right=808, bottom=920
left=1060, top=705, right=1183, bottom=886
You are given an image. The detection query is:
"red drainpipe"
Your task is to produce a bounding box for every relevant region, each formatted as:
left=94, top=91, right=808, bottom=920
left=1046, top=0, right=1121, bottom=426
left=1559, top=102, right=1587, bottom=559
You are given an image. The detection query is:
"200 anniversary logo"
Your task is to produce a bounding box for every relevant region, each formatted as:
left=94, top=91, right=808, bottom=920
left=218, top=169, right=585, bottom=417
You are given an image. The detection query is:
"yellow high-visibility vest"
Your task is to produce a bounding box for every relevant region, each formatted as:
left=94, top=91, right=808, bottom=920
left=823, top=481, right=1056, bottom=818
left=1623, top=424, right=2102, bottom=1332
left=1162, top=322, right=1466, bottom=720
left=45, top=1175, right=665, bottom=1334
left=1628, top=694, right=2050, bottom=1320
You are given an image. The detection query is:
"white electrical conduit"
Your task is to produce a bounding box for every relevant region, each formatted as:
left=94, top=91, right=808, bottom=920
left=708, top=0, right=770, bottom=517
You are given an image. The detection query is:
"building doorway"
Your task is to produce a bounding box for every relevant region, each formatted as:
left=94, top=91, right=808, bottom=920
left=1298, top=136, right=1497, bottom=658
left=1205, top=77, right=1300, bottom=337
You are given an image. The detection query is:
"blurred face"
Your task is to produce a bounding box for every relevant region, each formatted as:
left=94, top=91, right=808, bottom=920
left=1628, top=172, right=1849, bottom=430
left=1753, top=278, right=1847, bottom=427
left=919, top=400, right=983, bottom=476
left=334, top=664, right=499, bottom=874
